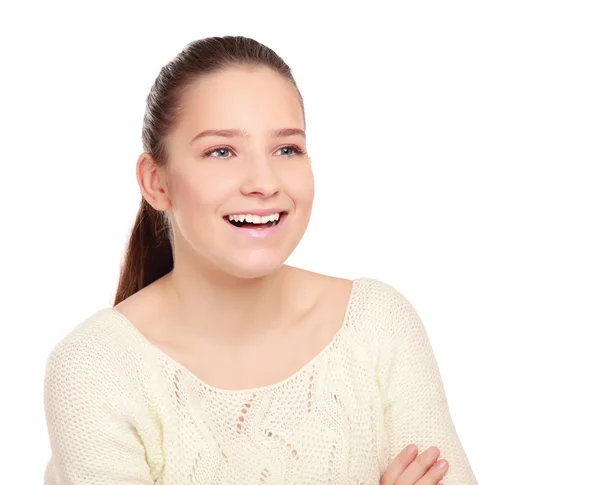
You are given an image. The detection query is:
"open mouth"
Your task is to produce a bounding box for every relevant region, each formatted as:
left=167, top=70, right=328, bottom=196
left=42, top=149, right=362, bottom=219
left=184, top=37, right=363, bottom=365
left=224, top=212, right=288, bottom=229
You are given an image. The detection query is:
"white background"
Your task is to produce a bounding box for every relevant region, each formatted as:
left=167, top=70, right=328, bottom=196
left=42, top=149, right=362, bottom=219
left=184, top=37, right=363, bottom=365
left=1, top=1, right=598, bottom=483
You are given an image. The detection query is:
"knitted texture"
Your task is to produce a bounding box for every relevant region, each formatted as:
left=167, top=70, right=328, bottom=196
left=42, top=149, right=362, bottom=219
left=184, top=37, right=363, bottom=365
left=43, top=277, right=478, bottom=484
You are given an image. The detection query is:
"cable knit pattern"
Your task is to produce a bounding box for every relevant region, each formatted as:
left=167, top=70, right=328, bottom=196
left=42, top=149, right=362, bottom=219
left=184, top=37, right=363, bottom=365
left=43, top=277, right=478, bottom=484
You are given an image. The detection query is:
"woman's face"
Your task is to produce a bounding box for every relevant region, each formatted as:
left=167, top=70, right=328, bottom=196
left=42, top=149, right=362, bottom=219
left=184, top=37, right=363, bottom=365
left=159, top=66, right=314, bottom=279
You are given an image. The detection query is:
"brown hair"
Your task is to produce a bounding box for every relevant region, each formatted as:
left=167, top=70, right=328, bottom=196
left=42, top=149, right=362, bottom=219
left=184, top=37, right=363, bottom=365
left=113, top=36, right=305, bottom=306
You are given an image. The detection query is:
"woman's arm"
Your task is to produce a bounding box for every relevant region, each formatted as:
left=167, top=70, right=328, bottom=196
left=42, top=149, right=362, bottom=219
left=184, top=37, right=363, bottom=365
left=374, top=281, right=478, bottom=485
left=43, top=329, right=155, bottom=484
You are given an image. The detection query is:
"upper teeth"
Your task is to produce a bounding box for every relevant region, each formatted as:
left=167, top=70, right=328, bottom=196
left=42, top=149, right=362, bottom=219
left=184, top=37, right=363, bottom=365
left=228, top=212, right=281, bottom=224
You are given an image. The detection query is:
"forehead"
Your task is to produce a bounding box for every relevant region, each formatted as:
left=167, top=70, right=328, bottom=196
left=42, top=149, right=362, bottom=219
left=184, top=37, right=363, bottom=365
left=177, top=66, right=304, bottom=134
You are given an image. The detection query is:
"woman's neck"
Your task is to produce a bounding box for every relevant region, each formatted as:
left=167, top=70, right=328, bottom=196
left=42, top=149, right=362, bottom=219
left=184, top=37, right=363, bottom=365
left=159, top=263, right=306, bottom=345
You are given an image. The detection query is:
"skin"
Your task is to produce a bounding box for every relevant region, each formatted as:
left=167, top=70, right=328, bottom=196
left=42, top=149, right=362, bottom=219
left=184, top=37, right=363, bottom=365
left=380, top=445, right=449, bottom=485
left=127, top=65, right=351, bottom=391
left=127, top=65, right=448, bottom=482
left=135, top=65, right=316, bottom=345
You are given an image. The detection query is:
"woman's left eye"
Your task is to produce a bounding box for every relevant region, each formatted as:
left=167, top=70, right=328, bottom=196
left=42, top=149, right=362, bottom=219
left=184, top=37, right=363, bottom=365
left=276, top=145, right=304, bottom=157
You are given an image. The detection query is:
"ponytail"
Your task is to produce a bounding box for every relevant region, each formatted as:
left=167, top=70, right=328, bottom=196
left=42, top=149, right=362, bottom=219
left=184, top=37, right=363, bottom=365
left=113, top=198, right=173, bottom=306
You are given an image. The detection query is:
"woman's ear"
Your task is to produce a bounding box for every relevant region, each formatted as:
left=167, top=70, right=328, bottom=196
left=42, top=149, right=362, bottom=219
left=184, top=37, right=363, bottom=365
left=136, top=152, right=171, bottom=211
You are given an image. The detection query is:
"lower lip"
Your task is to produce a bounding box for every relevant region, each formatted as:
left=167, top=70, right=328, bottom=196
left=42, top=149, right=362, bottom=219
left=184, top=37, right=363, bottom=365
left=225, top=213, right=288, bottom=239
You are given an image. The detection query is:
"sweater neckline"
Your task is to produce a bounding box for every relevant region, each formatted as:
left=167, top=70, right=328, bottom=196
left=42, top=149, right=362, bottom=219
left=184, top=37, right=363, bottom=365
left=103, top=277, right=364, bottom=395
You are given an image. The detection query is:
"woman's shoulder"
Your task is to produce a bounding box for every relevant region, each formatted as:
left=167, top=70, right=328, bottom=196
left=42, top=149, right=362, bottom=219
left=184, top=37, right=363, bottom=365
left=351, top=276, right=417, bottom=318
left=44, top=307, right=147, bottom=387
left=300, top=269, right=409, bottom=308
left=346, top=276, right=426, bottom=344
left=43, top=309, right=163, bottom=482
left=303, top=271, right=418, bottom=330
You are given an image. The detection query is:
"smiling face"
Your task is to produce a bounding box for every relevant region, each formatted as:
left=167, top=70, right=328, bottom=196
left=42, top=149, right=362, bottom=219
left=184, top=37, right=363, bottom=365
left=155, top=65, right=314, bottom=279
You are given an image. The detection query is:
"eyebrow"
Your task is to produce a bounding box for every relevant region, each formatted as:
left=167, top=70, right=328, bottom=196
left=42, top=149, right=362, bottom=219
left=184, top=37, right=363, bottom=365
left=189, top=128, right=305, bottom=145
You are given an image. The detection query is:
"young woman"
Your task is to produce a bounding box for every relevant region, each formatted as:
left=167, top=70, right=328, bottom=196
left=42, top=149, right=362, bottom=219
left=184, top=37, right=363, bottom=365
left=43, top=36, right=478, bottom=485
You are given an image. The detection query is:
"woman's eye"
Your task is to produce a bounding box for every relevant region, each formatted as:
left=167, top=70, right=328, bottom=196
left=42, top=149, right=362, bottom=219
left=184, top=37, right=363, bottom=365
left=207, top=147, right=232, bottom=159
left=277, top=146, right=301, bottom=157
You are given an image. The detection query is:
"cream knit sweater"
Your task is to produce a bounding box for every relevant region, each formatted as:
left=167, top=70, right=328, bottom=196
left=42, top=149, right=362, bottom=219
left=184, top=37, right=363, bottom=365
left=43, top=277, right=478, bottom=484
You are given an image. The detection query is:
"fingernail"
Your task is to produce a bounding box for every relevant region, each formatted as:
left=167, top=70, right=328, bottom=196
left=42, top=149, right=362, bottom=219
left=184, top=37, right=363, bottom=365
left=406, top=445, right=417, bottom=454
left=427, top=447, right=439, bottom=457
left=436, top=460, right=448, bottom=469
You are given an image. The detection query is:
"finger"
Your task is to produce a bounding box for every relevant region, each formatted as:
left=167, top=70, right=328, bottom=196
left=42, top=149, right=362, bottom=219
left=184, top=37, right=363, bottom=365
left=380, top=444, right=418, bottom=485
left=398, top=446, right=441, bottom=485
left=416, top=459, right=449, bottom=485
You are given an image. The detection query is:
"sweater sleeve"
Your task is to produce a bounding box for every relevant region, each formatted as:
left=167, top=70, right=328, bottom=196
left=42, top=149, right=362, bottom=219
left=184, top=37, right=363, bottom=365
left=373, top=280, right=478, bottom=485
left=43, top=321, right=155, bottom=485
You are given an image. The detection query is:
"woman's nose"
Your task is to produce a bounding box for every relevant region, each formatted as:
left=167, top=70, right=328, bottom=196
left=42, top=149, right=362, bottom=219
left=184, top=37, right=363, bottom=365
left=240, top=157, right=280, bottom=197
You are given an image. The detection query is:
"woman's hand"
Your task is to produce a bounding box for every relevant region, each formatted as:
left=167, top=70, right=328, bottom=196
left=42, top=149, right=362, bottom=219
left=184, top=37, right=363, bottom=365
left=380, top=444, right=449, bottom=485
